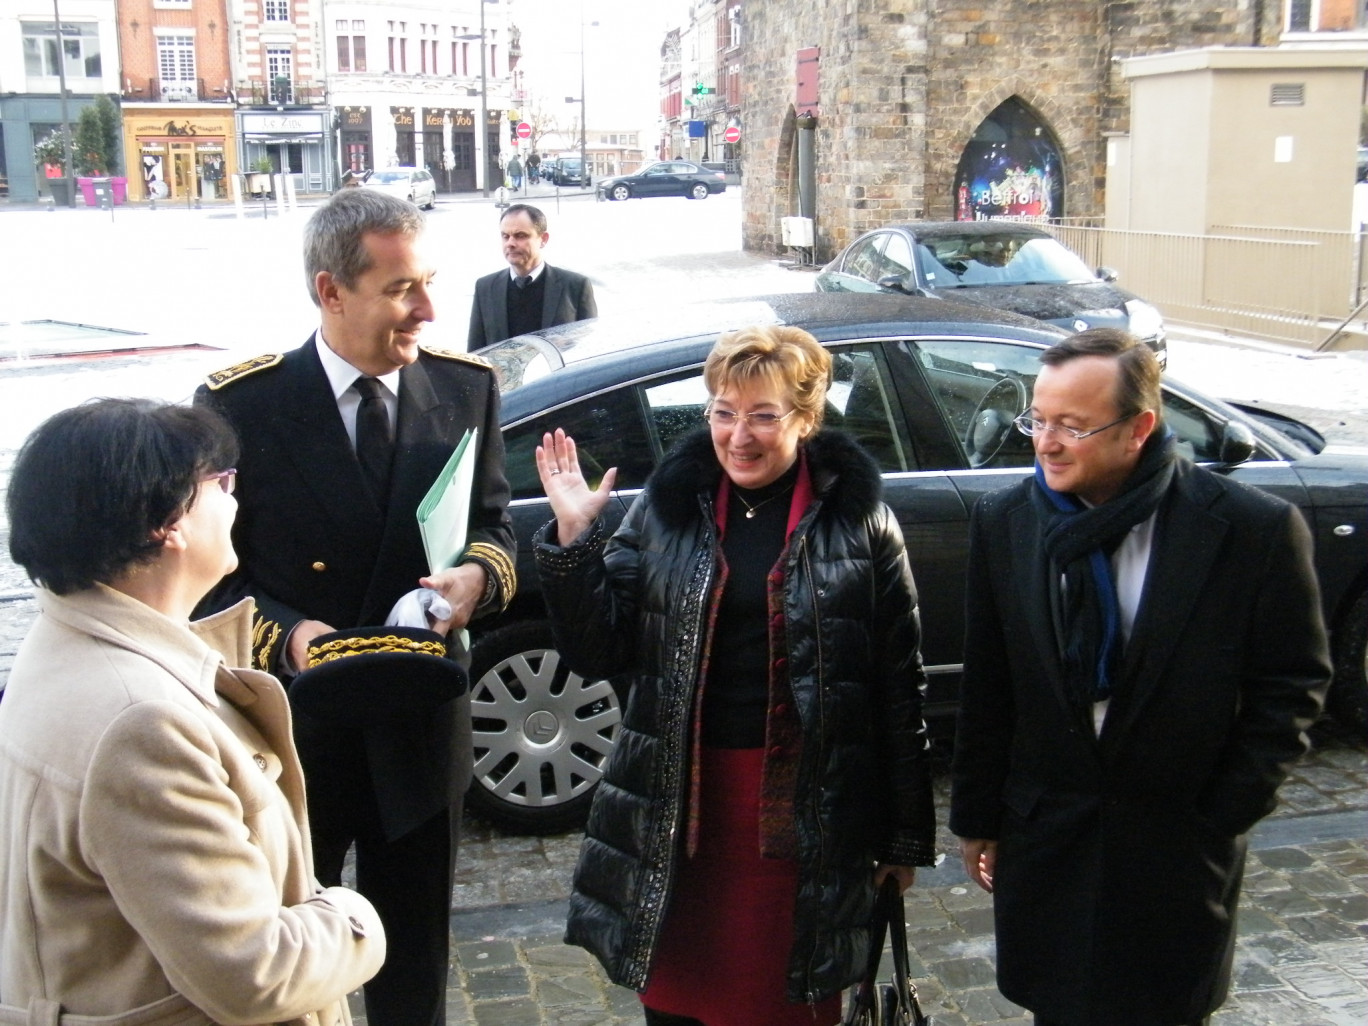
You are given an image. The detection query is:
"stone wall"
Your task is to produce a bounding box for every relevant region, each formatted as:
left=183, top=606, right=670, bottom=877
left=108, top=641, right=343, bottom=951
left=740, top=0, right=1262, bottom=261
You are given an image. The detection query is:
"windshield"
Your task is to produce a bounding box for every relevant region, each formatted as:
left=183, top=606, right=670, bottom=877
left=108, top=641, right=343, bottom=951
left=370, top=170, right=410, bottom=183
left=915, top=234, right=1096, bottom=288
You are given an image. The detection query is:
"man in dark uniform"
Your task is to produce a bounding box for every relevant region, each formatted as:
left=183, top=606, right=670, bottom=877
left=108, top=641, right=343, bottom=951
left=467, top=203, right=596, bottom=350
left=196, top=188, right=516, bottom=1026
left=950, top=329, right=1329, bottom=1026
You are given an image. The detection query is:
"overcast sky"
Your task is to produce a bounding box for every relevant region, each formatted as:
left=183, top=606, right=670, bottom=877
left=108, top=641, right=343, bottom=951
left=512, top=0, right=689, bottom=145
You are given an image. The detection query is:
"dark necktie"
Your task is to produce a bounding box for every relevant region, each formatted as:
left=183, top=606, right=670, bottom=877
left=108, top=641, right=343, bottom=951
left=353, top=376, right=393, bottom=501
left=514, top=275, right=531, bottom=290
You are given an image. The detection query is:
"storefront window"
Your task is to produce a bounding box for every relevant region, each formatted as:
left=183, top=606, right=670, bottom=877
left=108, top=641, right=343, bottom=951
left=953, top=97, right=1063, bottom=223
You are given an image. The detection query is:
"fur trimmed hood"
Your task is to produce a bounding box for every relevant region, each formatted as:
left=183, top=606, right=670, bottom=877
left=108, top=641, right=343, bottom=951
left=647, top=427, right=884, bottom=530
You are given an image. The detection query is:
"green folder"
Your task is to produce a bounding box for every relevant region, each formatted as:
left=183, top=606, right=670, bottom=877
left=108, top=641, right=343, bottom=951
left=417, top=428, right=478, bottom=575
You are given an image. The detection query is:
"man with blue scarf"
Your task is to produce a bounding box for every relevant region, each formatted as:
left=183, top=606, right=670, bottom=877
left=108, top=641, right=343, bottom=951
left=950, top=328, right=1330, bottom=1026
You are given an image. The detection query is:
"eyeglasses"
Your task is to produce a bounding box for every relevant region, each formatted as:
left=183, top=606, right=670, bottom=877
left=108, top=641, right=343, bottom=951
left=1012, top=412, right=1132, bottom=445
left=203, top=469, right=237, bottom=494
left=703, top=405, right=796, bottom=433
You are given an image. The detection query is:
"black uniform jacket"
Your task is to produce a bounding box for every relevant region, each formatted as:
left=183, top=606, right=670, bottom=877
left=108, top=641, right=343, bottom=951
left=949, top=459, right=1330, bottom=1025
left=467, top=264, right=597, bottom=350
left=194, top=337, right=516, bottom=839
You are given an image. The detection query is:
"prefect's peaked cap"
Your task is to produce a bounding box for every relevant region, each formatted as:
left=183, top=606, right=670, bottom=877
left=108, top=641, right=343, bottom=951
left=288, top=626, right=468, bottom=724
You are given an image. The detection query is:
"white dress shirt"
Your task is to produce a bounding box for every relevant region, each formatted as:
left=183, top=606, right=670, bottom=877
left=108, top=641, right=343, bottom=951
left=314, top=334, right=400, bottom=447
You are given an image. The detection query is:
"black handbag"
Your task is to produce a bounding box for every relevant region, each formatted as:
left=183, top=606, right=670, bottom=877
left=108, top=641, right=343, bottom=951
left=841, top=877, right=933, bottom=1026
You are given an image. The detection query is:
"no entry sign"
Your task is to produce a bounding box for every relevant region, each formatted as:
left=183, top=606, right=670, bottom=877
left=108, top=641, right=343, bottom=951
left=516, top=121, right=532, bottom=139
left=723, top=125, right=742, bottom=144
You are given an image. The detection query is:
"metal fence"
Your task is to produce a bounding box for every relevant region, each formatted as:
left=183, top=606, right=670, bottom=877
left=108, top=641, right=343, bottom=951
left=1045, top=221, right=1367, bottom=350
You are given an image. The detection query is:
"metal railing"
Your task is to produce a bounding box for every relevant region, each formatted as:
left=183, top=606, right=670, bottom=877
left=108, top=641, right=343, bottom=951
left=1045, top=222, right=1364, bottom=349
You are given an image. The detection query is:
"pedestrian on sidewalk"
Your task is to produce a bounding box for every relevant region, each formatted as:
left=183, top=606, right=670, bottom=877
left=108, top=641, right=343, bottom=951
left=0, top=398, right=385, bottom=1026
left=506, top=154, right=523, bottom=190
left=194, top=188, right=516, bottom=1026
left=951, top=328, right=1331, bottom=1026
left=533, top=325, right=937, bottom=1026
left=468, top=203, right=596, bottom=350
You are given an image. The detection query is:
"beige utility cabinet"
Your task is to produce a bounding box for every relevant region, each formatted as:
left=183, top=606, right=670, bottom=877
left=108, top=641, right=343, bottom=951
left=1108, top=47, right=1368, bottom=233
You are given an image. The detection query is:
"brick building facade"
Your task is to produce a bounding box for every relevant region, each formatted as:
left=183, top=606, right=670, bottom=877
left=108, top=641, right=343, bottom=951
left=740, top=0, right=1281, bottom=260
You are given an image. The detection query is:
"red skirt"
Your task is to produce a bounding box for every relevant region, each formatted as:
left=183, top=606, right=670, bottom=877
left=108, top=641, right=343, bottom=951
left=641, top=747, right=844, bottom=1026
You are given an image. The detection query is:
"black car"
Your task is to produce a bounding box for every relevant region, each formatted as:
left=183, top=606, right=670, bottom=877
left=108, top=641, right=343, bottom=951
left=596, top=160, right=727, bottom=202
left=547, top=157, right=590, bottom=187
left=815, top=221, right=1168, bottom=364
left=466, top=293, right=1368, bottom=833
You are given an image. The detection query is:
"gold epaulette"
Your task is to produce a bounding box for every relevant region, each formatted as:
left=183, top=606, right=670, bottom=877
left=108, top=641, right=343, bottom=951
left=251, top=613, right=283, bottom=672
left=421, top=344, right=491, bottom=369
left=204, top=353, right=283, bottom=390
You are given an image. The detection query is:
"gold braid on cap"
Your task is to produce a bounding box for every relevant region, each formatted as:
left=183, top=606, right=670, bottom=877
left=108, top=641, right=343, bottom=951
left=461, top=542, right=517, bottom=611
left=306, top=633, right=447, bottom=668
left=252, top=614, right=282, bottom=672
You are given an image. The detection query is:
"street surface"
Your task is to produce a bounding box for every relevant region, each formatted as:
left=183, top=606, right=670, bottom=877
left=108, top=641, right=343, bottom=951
left=1, top=187, right=1365, bottom=1024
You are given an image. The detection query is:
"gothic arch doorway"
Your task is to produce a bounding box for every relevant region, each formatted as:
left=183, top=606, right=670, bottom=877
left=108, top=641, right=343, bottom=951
left=953, top=97, right=1063, bottom=222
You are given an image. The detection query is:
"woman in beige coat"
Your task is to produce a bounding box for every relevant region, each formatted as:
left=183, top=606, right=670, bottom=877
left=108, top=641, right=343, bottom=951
left=0, top=399, right=385, bottom=1026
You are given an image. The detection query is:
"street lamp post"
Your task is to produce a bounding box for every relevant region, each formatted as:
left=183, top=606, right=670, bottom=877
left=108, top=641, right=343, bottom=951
left=459, top=0, right=503, bottom=196
left=52, top=0, right=76, bottom=206
left=578, top=10, right=587, bottom=189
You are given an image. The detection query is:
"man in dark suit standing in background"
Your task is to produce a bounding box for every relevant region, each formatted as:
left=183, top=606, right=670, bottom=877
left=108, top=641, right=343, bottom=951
left=950, top=328, right=1330, bottom=1026
left=196, top=188, right=516, bottom=1026
left=467, top=203, right=597, bottom=350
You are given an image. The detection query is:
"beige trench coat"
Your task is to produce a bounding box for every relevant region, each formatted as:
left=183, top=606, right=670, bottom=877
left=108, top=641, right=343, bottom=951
left=0, top=585, right=385, bottom=1026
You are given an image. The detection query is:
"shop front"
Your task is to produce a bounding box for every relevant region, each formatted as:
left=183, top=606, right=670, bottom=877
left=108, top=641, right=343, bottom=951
left=122, top=108, right=235, bottom=203
left=339, top=106, right=372, bottom=175
left=239, top=110, right=330, bottom=194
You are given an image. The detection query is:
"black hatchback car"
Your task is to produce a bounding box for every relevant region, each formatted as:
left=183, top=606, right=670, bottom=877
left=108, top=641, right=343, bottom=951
left=815, top=221, right=1167, bottom=364
left=596, top=160, right=727, bottom=202
left=465, top=293, right=1367, bottom=833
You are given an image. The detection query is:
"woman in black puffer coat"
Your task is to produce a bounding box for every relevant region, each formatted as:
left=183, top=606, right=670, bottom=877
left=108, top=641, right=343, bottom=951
left=533, top=325, right=936, bottom=1026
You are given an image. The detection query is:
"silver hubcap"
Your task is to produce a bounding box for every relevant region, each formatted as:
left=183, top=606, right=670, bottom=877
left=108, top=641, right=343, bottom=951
left=471, top=647, right=621, bottom=808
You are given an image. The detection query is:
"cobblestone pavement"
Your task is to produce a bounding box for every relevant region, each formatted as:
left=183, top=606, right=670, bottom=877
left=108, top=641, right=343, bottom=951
left=428, top=726, right=1367, bottom=1026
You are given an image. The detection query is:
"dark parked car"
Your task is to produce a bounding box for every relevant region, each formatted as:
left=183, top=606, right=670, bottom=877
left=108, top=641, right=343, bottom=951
left=596, top=160, right=726, bottom=202
left=465, top=293, right=1368, bottom=833
left=815, top=221, right=1167, bottom=364
left=546, top=157, right=590, bottom=187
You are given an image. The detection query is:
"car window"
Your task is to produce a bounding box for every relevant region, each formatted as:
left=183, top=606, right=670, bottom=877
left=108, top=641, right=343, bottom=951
left=502, top=387, right=657, bottom=501
left=641, top=344, right=915, bottom=474
left=913, top=340, right=1039, bottom=469
left=882, top=234, right=914, bottom=279
left=844, top=235, right=887, bottom=283
left=911, top=339, right=1271, bottom=470
left=645, top=165, right=668, bottom=176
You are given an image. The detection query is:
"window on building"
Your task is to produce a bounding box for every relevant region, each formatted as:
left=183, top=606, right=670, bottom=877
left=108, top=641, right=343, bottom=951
left=728, top=4, right=742, bottom=48
left=337, top=30, right=366, bottom=72
left=388, top=25, right=407, bottom=72
left=267, top=46, right=293, bottom=101
left=1287, top=0, right=1367, bottom=30
left=22, top=21, right=103, bottom=82
left=264, top=0, right=290, bottom=23
left=155, top=32, right=195, bottom=99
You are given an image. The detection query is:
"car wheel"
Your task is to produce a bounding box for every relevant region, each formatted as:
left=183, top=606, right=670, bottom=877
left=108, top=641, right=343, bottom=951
left=465, top=620, right=624, bottom=834
left=1327, top=588, right=1368, bottom=730
left=611, top=184, right=631, bottom=201
left=688, top=183, right=709, bottom=200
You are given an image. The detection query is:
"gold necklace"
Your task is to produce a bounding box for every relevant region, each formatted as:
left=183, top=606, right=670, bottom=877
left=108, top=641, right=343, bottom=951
left=735, top=483, right=794, bottom=519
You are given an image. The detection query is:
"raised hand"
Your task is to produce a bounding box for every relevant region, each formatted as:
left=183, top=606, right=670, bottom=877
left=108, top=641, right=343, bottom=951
left=535, top=428, right=619, bottom=546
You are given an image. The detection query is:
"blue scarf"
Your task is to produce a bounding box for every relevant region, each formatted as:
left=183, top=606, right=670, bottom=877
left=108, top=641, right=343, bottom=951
left=1030, top=432, right=1177, bottom=710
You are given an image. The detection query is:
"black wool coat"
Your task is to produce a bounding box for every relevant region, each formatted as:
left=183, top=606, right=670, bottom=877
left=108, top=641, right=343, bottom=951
left=949, top=459, right=1330, bottom=1025
left=535, top=429, right=936, bottom=1003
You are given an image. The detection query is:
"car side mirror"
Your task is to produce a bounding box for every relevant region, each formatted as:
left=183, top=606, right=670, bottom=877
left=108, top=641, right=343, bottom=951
left=877, top=273, right=919, bottom=295
left=1217, top=421, right=1256, bottom=465
left=1096, top=266, right=1120, bottom=283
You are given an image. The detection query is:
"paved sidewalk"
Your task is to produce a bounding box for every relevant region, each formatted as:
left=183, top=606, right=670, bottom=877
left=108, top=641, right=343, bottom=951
left=415, top=729, right=1368, bottom=1026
